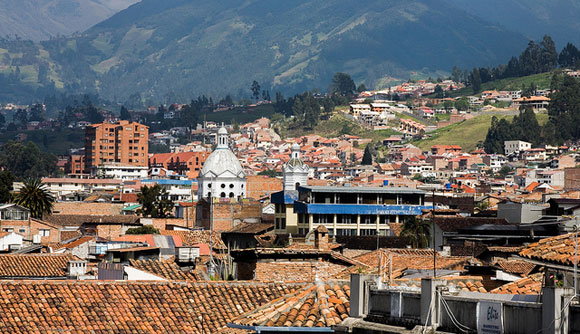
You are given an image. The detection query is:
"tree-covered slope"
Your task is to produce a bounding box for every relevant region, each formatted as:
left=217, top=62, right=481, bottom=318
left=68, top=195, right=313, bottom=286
left=445, top=0, right=580, bottom=47
left=1, top=0, right=529, bottom=102
left=0, top=0, right=140, bottom=41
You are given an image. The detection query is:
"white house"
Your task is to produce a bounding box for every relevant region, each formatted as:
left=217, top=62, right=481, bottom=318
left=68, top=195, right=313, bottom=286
left=98, top=164, right=148, bottom=180
left=0, top=232, right=24, bottom=252
left=504, top=140, right=531, bottom=156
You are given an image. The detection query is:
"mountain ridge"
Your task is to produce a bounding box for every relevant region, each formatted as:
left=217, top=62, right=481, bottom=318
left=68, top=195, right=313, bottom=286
left=0, top=0, right=537, bottom=102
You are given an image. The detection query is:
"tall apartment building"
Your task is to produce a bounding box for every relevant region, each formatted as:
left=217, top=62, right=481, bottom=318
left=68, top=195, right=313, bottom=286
left=84, top=121, right=149, bottom=173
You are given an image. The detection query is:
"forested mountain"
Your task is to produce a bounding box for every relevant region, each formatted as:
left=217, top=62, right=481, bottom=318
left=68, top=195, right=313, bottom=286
left=0, top=0, right=531, bottom=102
left=0, top=0, right=139, bottom=41
left=445, top=0, right=580, bottom=47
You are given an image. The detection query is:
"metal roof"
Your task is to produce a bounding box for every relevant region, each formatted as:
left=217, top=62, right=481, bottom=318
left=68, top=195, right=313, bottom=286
left=298, top=186, right=425, bottom=195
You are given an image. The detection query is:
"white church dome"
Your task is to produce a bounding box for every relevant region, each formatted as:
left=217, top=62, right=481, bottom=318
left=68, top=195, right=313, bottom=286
left=200, top=127, right=245, bottom=178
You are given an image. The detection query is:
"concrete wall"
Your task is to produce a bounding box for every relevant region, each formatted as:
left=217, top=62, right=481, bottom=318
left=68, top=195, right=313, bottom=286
left=364, top=285, right=547, bottom=333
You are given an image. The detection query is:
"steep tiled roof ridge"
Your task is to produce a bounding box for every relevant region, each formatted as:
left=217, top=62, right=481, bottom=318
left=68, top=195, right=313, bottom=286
left=0, top=280, right=302, bottom=333
left=129, top=258, right=197, bottom=281
left=0, top=253, right=78, bottom=278
left=519, top=233, right=577, bottom=266
left=233, top=280, right=350, bottom=328
left=490, top=272, right=544, bottom=295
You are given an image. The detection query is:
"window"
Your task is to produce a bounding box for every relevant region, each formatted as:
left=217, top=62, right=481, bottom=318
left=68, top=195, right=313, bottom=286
left=39, top=229, right=50, bottom=236
left=229, top=184, right=234, bottom=189
left=220, top=192, right=226, bottom=198
left=221, top=184, right=226, bottom=188
left=2, top=228, right=13, bottom=233
left=18, top=229, right=26, bottom=233
left=229, top=192, right=234, bottom=198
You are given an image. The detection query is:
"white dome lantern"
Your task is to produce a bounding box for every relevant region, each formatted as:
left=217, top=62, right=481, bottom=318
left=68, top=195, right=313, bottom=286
left=283, top=143, right=309, bottom=191
left=198, top=127, right=246, bottom=200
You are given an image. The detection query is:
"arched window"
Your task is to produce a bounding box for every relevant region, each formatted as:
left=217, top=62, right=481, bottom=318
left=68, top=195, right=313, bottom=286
left=229, top=192, right=234, bottom=198
left=295, top=182, right=300, bottom=190
left=220, top=192, right=226, bottom=198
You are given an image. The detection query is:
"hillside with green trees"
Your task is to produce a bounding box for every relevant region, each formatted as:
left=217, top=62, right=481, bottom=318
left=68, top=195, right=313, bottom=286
left=445, top=0, right=580, bottom=47
left=484, top=72, right=580, bottom=153
left=0, top=0, right=528, bottom=103
left=0, top=0, right=139, bottom=41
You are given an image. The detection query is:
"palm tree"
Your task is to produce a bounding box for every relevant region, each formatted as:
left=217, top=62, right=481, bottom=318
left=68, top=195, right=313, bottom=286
left=400, top=216, right=431, bottom=249
left=13, top=178, right=55, bottom=219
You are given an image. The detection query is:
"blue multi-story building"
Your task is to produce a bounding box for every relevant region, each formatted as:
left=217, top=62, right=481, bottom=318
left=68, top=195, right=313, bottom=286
left=272, top=185, right=431, bottom=236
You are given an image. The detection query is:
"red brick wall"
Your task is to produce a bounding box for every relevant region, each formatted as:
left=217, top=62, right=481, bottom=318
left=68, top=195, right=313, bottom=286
left=0, top=220, right=60, bottom=243
left=246, top=176, right=283, bottom=200
left=196, top=200, right=262, bottom=232
left=250, top=260, right=349, bottom=282
left=96, top=224, right=125, bottom=240
left=53, top=202, right=124, bottom=216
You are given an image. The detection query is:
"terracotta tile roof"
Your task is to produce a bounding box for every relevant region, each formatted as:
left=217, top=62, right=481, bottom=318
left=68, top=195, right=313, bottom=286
left=0, top=281, right=301, bottom=333
left=487, top=246, right=524, bottom=253
left=233, top=281, right=350, bottom=328
left=44, top=214, right=139, bottom=227
left=129, top=259, right=198, bottom=281
left=224, top=223, right=274, bottom=234
left=335, top=248, right=477, bottom=281
left=60, top=230, right=82, bottom=241
left=390, top=276, right=487, bottom=293
left=161, top=230, right=227, bottom=250
left=519, top=233, right=578, bottom=266
left=53, top=236, right=95, bottom=251
left=491, top=273, right=544, bottom=294
left=494, top=259, right=536, bottom=276
left=0, top=254, right=77, bottom=278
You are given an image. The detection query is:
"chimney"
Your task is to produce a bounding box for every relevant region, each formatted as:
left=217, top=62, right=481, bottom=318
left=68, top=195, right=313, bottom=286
left=314, top=226, right=329, bottom=251
left=68, top=260, right=88, bottom=279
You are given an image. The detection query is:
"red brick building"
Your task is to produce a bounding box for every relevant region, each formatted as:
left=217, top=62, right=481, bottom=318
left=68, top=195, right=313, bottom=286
left=84, top=120, right=149, bottom=173
left=195, top=199, right=262, bottom=232
left=231, top=227, right=361, bottom=282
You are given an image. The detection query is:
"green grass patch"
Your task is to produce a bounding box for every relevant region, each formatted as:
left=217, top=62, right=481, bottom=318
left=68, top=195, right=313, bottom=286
left=413, top=112, right=549, bottom=152
left=280, top=113, right=401, bottom=142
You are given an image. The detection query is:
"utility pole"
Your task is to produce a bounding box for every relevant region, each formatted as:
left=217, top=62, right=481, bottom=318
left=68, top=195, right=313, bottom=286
left=432, top=188, right=436, bottom=278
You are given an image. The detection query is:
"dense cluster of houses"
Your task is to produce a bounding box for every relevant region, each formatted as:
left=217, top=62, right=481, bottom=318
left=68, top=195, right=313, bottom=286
left=2, top=103, right=580, bottom=332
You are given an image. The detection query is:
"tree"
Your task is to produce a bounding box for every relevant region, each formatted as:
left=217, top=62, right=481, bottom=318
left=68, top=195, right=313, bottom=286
left=125, top=225, right=160, bottom=235
left=13, top=178, right=55, bottom=219
left=137, top=184, right=175, bottom=218
left=0, top=170, right=14, bottom=203
left=361, top=145, right=373, bottom=165
left=469, top=68, right=482, bottom=93
left=120, top=106, right=131, bottom=121
left=451, top=66, right=462, bottom=83
left=0, top=141, right=59, bottom=179
left=454, top=97, right=469, bottom=111
left=251, top=81, right=261, bottom=101
left=400, top=216, right=431, bottom=248
left=540, top=35, right=558, bottom=73
left=497, top=166, right=512, bottom=178
left=29, top=104, right=45, bottom=122
left=443, top=100, right=454, bottom=112
left=434, top=85, right=444, bottom=98
left=329, top=72, right=356, bottom=96
left=357, top=83, right=367, bottom=92
left=559, top=43, right=580, bottom=69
